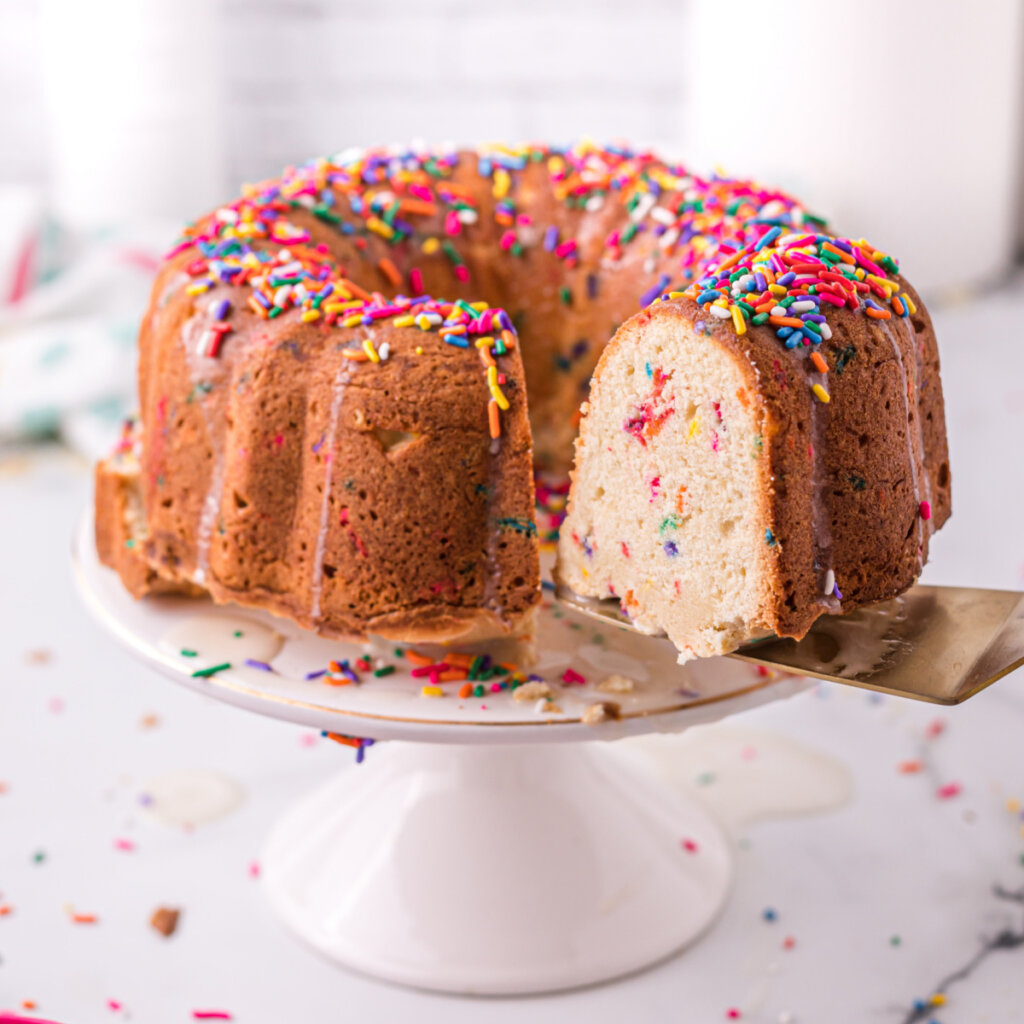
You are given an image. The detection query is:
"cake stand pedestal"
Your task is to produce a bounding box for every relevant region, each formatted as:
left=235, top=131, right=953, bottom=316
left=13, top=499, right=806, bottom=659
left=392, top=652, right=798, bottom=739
left=73, top=511, right=809, bottom=994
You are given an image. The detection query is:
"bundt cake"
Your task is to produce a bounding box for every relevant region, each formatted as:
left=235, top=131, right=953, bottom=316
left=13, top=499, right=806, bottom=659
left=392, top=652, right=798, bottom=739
left=94, top=141, right=950, bottom=654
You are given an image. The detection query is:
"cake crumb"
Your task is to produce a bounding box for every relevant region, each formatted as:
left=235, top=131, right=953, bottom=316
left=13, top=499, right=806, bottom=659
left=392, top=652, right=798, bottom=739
left=150, top=906, right=180, bottom=937
left=513, top=681, right=551, bottom=702
left=535, top=699, right=563, bottom=715
left=597, top=673, right=636, bottom=694
left=582, top=700, right=621, bottom=726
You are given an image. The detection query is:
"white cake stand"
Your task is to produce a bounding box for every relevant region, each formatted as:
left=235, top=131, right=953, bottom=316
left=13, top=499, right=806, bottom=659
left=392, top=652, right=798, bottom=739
left=73, top=512, right=809, bottom=994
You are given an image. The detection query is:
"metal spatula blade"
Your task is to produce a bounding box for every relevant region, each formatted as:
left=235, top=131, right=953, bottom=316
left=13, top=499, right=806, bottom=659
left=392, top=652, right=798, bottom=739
left=554, top=583, right=1024, bottom=705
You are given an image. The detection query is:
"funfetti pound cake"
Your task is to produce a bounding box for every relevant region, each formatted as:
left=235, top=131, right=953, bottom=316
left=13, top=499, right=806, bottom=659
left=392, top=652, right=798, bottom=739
left=94, top=142, right=950, bottom=653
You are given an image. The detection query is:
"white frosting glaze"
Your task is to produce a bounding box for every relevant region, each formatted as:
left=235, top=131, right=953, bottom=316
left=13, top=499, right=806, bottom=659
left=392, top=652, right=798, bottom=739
left=310, top=358, right=351, bottom=623
left=140, top=769, right=245, bottom=828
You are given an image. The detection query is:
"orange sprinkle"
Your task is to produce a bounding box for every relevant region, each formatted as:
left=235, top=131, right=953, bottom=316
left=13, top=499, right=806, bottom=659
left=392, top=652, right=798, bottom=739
left=438, top=669, right=468, bottom=683
left=769, top=315, right=804, bottom=328
left=458, top=683, right=473, bottom=699
left=22, top=1001, right=36, bottom=1010
left=445, top=653, right=475, bottom=668
left=810, top=352, right=829, bottom=373
left=898, top=759, right=924, bottom=774
left=399, top=199, right=438, bottom=217
left=377, top=257, right=402, bottom=287
left=822, top=241, right=855, bottom=264
left=865, top=307, right=892, bottom=320
left=500, top=329, right=516, bottom=350
left=71, top=913, right=98, bottom=924
left=405, top=650, right=434, bottom=667
left=479, top=348, right=496, bottom=368
left=323, top=677, right=351, bottom=687
left=338, top=278, right=372, bottom=302
left=488, top=400, right=501, bottom=439
left=0, top=904, right=12, bottom=916
left=247, top=297, right=269, bottom=319
left=892, top=295, right=905, bottom=316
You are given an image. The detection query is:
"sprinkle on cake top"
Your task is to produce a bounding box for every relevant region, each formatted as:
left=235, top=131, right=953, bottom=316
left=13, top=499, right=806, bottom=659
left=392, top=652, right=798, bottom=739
left=169, top=141, right=912, bottom=411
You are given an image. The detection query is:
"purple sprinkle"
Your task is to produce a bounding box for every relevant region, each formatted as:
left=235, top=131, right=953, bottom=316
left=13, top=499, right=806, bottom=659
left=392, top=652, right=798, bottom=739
left=305, top=669, right=328, bottom=681
left=802, top=313, right=826, bottom=323
left=664, top=540, right=679, bottom=557
left=833, top=584, right=844, bottom=600
left=543, top=226, right=559, bottom=252
left=211, top=298, right=231, bottom=320
left=777, top=271, right=796, bottom=287
left=245, top=659, right=274, bottom=672
left=587, top=273, right=599, bottom=299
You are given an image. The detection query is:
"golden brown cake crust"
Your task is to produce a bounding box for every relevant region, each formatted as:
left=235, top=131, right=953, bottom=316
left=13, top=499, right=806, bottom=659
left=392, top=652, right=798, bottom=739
left=97, top=142, right=951, bottom=650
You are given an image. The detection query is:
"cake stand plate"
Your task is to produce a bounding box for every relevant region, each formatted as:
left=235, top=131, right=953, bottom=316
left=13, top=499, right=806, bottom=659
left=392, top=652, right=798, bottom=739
left=73, top=511, right=809, bottom=994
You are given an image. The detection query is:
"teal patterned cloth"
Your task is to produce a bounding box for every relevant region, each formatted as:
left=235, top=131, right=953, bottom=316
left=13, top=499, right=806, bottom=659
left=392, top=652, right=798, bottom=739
left=0, top=216, right=174, bottom=459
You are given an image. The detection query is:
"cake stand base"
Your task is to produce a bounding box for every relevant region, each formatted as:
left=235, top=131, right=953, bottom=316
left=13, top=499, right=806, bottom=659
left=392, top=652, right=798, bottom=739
left=261, top=739, right=732, bottom=995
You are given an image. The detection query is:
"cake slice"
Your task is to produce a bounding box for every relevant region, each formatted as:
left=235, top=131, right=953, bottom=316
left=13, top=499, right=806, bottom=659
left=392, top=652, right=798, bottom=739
left=556, top=282, right=950, bottom=662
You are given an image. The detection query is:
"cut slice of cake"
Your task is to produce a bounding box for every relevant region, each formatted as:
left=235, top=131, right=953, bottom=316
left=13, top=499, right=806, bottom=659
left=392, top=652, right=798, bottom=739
left=556, top=284, right=950, bottom=663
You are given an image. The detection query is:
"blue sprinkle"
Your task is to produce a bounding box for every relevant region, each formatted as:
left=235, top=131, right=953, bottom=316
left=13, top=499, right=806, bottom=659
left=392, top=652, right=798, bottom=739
left=697, top=289, right=721, bottom=304
left=443, top=336, right=470, bottom=349
left=765, top=529, right=776, bottom=547
left=755, top=226, right=782, bottom=251
left=645, top=361, right=653, bottom=378
left=762, top=907, right=777, bottom=922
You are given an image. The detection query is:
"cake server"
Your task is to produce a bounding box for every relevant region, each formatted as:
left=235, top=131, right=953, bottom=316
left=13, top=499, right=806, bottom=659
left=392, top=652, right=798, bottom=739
left=554, top=583, right=1024, bottom=705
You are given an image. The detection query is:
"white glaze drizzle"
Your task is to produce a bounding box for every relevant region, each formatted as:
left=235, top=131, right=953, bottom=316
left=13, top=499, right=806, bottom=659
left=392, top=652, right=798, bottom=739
left=182, top=309, right=227, bottom=586
left=310, top=356, right=351, bottom=623
left=883, top=318, right=932, bottom=569
left=806, top=361, right=840, bottom=612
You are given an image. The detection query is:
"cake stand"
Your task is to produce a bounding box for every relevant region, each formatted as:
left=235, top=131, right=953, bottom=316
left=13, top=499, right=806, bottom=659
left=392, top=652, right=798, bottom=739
left=73, top=511, right=810, bottom=995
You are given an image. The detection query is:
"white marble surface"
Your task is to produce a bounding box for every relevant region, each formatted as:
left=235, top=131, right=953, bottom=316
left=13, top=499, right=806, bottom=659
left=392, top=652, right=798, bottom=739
left=1, top=280, right=1024, bottom=1023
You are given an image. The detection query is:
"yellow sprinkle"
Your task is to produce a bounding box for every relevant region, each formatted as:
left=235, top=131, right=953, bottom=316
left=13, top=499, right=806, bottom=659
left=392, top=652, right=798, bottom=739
left=366, top=216, right=395, bottom=240
left=392, top=315, right=415, bottom=328
left=416, top=315, right=434, bottom=330
left=186, top=282, right=211, bottom=295
left=812, top=383, right=831, bottom=404
left=421, top=685, right=444, bottom=698
left=486, top=365, right=499, bottom=386
left=470, top=300, right=488, bottom=312
left=415, top=346, right=423, bottom=355
left=731, top=305, right=746, bottom=336
left=489, top=384, right=510, bottom=411
left=421, top=237, right=441, bottom=255
left=324, top=300, right=361, bottom=314
left=475, top=336, right=494, bottom=350
left=668, top=291, right=688, bottom=299
left=342, top=314, right=363, bottom=328
left=902, top=292, right=917, bottom=315
left=301, top=309, right=321, bottom=323
left=688, top=417, right=699, bottom=439
left=362, top=338, right=380, bottom=363
left=1006, top=798, right=1021, bottom=814
left=930, top=994, right=946, bottom=1007
left=768, top=283, right=786, bottom=296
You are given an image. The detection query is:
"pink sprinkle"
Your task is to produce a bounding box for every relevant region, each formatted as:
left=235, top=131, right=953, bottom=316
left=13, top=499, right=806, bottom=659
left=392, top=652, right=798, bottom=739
left=919, top=500, right=932, bottom=521
left=926, top=717, right=946, bottom=738
left=454, top=265, right=469, bottom=282
left=248, top=860, right=260, bottom=879
left=299, top=732, right=317, bottom=747
left=937, top=782, right=962, bottom=800
left=409, top=268, right=423, bottom=294
left=740, top=745, right=757, bottom=760
left=726, top=1009, right=742, bottom=1019
left=681, top=838, right=699, bottom=853
left=499, top=230, right=516, bottom=251
left=113, top=838, right=135, bottom=852
left=620, top=541, right=630, bottom=558
left=562, top=668, right=586, bottom=685
left=444, top=210, right=461, bottom=236
left=108, top=1000, right=122, bottom=1011
left=192, top=1012, right=232, bottom=1020
left=489, top=682, right=503, bottom=693
left=782, top=936, right=796, bottom=950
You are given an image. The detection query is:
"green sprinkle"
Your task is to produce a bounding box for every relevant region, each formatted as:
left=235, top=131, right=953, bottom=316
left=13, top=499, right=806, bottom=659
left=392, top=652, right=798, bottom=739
left=233, top=630, right=243, bottom=638
left=32, top=850, right=46, bottom=864
left=559, top=286, right=572, bottom=306
left=890, top=935, right=902, bottom=947
left=180, top=649, right=198, bottom=658
left=192, top=662, right=231, bottom=678
left=752, top=312, right=769, bottom=326
left=373, top=665, right=396, bottom=678
left=473, top=684, right=485, bottom=698
left=393, top=647, right=405, bottom=658
left=696, top=771, right=716, bottom=786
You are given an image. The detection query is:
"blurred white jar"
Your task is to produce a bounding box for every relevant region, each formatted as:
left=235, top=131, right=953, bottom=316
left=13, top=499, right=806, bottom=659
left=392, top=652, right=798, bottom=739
left=40, top=0, right=225, bottom=231
left=683, top=0, right=1023, bottom=296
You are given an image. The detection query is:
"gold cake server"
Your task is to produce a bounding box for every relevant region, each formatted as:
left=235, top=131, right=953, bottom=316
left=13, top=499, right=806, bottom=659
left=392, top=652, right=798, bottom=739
left=554, top=583, right=1024, bottom=705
